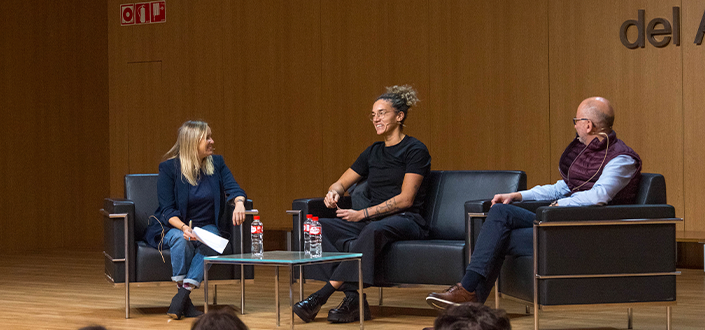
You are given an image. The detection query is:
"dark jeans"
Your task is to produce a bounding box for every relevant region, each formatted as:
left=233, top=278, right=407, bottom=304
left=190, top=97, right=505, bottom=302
left=464, top=204, right=535, bottom=302
left=305, top=212, right=427, bottom=286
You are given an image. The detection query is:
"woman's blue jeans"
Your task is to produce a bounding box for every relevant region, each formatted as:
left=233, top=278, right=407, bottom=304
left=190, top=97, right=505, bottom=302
left=163, top=224, right=219, bottom=288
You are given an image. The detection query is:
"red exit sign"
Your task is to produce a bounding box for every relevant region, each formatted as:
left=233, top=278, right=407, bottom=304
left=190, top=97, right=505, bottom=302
left=121, top=1, right=166, bottom=26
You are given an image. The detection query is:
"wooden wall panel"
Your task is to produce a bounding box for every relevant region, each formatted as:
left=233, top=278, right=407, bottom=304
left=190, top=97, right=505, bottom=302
left=108, top=0, right=699, bottom=233
left=429, top=0, right=551, bottom=188
left=108, top=0, right=131, bottom=197
left=0, top=0, right=108, bottom=253
left=548, top=0, right=684, bottom=229
left=125, top=61, right=169, bottom=173
left=320, top=0, right=431, bottom=187
left=222, top=0, right=323, bottom=228
left=109, top=1, right=324, bottom=229
left=683, top=0, right=705, bottom=231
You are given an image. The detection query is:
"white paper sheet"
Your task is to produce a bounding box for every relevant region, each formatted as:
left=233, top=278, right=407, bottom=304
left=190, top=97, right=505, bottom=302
left=192, top=227, right=229, bottom=254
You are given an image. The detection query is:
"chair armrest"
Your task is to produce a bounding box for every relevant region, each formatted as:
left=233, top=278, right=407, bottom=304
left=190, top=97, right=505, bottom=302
left=535, top=204, right=677, bottom=223
left=534, top=204, right=680, bottom=277
left=290, top=196, right=352, bottom=251
left=464, top=200, right=492, bottom=258
left=292, top=196, right=352, bottom=217
left=225, top=199, right=255, bottom=254
left=511, top=200, right=552, bottom=213
left=465, top=199, right=492, bottom=214
left=102, top=198, right=136, bottom=282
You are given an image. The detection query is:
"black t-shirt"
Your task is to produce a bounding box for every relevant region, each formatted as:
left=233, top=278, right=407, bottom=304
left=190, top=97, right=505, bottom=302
left=350, top=136, right=431, bottom=216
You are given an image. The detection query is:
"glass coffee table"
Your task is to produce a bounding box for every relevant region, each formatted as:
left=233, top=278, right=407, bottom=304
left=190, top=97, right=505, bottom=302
left=203, top=251, right=364, bottom=329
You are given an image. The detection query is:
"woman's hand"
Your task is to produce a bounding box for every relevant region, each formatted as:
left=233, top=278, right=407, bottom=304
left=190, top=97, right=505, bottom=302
left=324, top=190, right=340, bottom=209
left=232, top=201, right=246, bottom=226
left=182, top=227, right=198, bottom=241
left=336, top=209, right=364, bottom=222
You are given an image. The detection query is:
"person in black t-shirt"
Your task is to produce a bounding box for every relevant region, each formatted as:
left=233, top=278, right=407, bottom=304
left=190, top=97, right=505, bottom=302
left=293, top=85, right=432, bottom=324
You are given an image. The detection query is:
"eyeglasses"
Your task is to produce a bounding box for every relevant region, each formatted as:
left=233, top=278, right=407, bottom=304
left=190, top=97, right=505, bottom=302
left=572, top=117, right=590, bottom=125
left=369, top=110, right=397, bottom=121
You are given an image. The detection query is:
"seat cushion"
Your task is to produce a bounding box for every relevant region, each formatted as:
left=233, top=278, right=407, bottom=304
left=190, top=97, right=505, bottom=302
left=382, top=240, right=465, bottom=286
left=135, top=241, right=236, bottom=282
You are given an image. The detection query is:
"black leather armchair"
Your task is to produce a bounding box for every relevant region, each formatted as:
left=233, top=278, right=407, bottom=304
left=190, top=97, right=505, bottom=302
left=102, top=174, right=255, bottom=318
left=465, top=173, right=681, bottom=329
left=290, top=170, right=526, bottom=302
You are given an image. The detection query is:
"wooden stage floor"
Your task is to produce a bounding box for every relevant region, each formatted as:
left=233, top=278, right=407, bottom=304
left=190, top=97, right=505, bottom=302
left=1, top=250, right=703, bottom=330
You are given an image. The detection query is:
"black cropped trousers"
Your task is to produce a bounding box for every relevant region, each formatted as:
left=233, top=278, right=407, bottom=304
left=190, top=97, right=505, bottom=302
left=305, top=212, right=427, bottom=286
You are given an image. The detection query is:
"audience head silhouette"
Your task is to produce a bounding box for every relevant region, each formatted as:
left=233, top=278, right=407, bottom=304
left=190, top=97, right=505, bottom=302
left=191, top=307, right=249, bottom=330
left=434, top=303, right=511, bottom=330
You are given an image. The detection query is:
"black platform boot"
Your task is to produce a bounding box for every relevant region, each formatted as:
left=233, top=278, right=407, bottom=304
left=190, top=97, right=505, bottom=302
left=183, top=295, right=204, bottom=318
left=293, top=293, right=324, bottom=323
left=327, top=292, right=371, bottom=323
left=166, top=287, right=191, bottom=319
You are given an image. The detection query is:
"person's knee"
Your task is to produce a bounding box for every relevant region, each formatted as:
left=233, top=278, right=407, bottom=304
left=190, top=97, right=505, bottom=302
left=167, top=236, right=188, bottom=249
left=487, top=204, right=511, bottom=216
left=486, top=204, right=516, bottom=224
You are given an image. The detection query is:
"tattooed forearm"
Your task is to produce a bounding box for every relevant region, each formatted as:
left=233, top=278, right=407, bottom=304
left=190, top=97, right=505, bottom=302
left=374, top=198, right=399, bottom=217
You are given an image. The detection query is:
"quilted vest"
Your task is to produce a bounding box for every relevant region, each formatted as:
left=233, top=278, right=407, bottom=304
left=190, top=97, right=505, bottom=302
left=558, top=131, right=642, bottom=204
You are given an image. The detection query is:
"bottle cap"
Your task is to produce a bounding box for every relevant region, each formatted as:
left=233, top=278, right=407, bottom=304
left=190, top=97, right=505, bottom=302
left=254, top=216, right=260, bottom=220
left=313, top=216, right=319, bottom=221
left=306, top=214, right=313, bottom=219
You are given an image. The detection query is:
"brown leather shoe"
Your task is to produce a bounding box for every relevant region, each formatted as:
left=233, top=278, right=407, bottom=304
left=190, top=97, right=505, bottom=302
left=425, top=283, right=477, bottom=310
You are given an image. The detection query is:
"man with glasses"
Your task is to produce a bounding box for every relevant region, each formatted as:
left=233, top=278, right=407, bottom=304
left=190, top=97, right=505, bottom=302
left=425, top=96, right=642, bottom=309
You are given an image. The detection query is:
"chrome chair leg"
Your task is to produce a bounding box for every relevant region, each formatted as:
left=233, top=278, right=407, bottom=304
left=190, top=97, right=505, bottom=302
left=494, top=279, right=499, bottom=309
left=214, top=284, right=218, bottom=305
left=667, top=306, right=672, bottom=330
left=379, top=287, right=383, bottom=306
left=627, top=308, right=633, bottom=329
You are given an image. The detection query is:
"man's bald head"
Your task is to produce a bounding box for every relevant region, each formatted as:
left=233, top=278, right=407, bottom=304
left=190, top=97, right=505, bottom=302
left=578, top=97, right=614, bottom=132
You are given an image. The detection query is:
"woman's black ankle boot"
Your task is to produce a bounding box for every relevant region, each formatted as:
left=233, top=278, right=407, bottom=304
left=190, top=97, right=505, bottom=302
left=167, top=287, right=191, bottom=319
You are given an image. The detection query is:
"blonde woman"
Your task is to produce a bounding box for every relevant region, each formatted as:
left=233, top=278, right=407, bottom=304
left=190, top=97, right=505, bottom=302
left=144, top=120, right=247, bottom=319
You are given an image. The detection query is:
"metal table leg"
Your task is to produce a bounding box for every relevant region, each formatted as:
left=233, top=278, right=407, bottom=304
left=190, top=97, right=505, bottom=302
left=275, top=266, right=280, bottom=327
left=359, top=258, right=364, bottom=330
left=299, top=266, right=304, bottom=301
left=290, top=265, right=294, bottom=330
left=204, top=261, right=209, bottom=313
left=241, top=265, right=246, bottom=314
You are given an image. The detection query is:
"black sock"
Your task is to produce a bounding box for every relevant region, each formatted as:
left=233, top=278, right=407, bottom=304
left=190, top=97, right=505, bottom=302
left=337, top=282, right=362, bottom=294
left=460, top=270, right=484, bottom=292
left=313, top=282, right=336, bottom=304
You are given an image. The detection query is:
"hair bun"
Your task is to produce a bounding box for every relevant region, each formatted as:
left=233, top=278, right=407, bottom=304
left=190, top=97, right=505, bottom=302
left=386, top=85, right=419, bottom=108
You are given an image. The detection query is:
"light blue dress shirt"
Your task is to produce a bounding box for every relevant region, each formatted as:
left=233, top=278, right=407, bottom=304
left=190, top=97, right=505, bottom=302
left=519, top=155, right=638, bottom=206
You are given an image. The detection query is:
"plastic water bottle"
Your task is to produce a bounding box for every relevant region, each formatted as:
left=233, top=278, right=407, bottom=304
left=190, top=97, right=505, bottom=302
left=309, top=216, right=322, bottom=258
left=303, top=214, right=313, bottom=256
left=251, top=216, right=263, bottom=257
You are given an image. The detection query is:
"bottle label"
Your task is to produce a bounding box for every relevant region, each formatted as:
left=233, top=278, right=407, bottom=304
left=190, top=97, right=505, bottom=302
left=304, top=224, right=309, bottom=232
left=251, top=225, right=263, bottom=234
left=309, top=226, right=321, bottom=235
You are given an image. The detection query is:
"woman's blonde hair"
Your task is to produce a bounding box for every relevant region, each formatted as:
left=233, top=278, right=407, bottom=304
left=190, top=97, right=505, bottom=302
left=164, top=120, right=214, bottom=186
